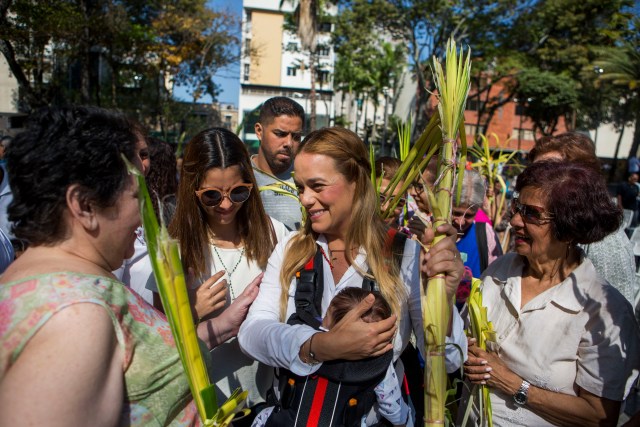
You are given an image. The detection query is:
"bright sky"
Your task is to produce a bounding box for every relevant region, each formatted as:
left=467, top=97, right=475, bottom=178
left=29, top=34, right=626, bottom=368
left=172, top=0, right=242, bottom=106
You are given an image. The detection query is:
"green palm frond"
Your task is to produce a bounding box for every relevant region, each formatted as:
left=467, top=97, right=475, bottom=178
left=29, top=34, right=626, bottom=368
left=125, top=158, right=249, bottom=426
left=423, top=38, right=471, bottom=427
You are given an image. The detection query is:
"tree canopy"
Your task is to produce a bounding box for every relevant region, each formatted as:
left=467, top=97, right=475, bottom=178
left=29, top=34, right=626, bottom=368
left=332, top=0, right=637, bottom=143
left=0, top=0, right=238, bottom=139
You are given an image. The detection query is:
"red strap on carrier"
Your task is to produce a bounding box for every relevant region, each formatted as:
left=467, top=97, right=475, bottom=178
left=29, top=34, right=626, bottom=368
left=307, top=377, right=328, bottom=426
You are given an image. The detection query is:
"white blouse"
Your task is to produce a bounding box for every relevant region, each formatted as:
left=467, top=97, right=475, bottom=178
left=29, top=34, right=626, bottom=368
left=238, top=232, right=467, bottom=377
left=460, top=252, right=640, bottom=426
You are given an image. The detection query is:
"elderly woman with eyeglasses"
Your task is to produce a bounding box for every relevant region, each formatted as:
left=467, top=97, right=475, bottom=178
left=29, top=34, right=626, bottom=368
left=460, top=161, right=640, bottom=426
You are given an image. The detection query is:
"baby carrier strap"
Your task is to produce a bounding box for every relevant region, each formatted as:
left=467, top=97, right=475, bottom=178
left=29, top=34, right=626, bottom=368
left=287, top=246, right=325, bottom=330
left=271, top=231, right=407, bottom=426
left=268, top=352, right=393, bottom=427
left=362, top=227, right=407, bottom=291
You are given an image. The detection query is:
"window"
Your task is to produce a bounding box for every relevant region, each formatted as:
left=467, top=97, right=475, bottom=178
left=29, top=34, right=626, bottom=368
left=317, top=70, right=330, bottom=84
left=317, top=46, right=330, bottom=57
left=515, top=128, right=535, bottom=141
left=515, top=103, right=526, bottom=116
left=287, top=67, right=297, bottom=77
left=9, top=115, right=26, bottom=129
left=466, top=98, right=485, bottom=112
left=319, top=22, right=332, bottom=32
left=464, top=123, right=478, bottom=136
left=244, top=39, right=251, bottom=54
left=286, top=42, right=298, bottom=51
left=243, top=64, right=250, bottom=82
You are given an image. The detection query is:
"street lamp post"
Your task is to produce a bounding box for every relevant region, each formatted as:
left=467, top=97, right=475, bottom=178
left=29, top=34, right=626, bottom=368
left=382, top=87, right=389, bottom=156
left=594, top=66, right=604, bottom=148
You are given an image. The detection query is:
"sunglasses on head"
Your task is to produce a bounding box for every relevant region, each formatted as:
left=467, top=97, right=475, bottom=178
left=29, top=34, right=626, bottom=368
left=379, top=193, right=406, bottom=208
left=510, top=197, right=554, bottom=224
left=195, top=183, right=253, bottom=207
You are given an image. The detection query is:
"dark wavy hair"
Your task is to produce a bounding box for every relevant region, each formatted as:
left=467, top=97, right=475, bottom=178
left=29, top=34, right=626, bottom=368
left=6, top=106, right=141, bottom=245
left=515, top=161, right=621, bottom=244
left=146, top=137, right=177, bottom=219
left=169, top=127, right=276, bottom=279
left=258, top=96, right=305, bottom=126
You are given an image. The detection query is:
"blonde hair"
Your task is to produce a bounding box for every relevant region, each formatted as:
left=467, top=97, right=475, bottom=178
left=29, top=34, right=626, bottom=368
left=278, top=127, right=406, bottom=320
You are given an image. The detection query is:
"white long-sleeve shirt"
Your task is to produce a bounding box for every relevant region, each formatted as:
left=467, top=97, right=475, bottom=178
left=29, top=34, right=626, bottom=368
left=238, top=232, right=467, bottom=378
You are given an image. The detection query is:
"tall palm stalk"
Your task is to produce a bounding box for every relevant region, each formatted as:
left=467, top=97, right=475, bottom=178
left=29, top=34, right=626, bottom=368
left=127, top=160, right=248, bottom=426
left=424, top=38, right=471, bottom=426
left=375, top=38, right=470, bottom=426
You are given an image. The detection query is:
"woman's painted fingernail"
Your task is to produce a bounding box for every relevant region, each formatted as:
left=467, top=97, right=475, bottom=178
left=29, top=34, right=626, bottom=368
left=480, top=360, right=488, bottom=365
left=483, top=374, right=491, bottom=379
left=480, top=381, right=486, bottom=385
left=485, top=367, right=492, bottom=372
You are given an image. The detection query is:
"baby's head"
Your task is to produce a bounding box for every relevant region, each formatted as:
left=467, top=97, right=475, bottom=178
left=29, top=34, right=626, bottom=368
left=322, top=288, right=392, bottom=330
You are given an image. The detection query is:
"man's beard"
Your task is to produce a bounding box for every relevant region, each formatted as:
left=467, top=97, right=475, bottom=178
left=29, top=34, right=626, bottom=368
left=266, top=147, right=294, bottom=175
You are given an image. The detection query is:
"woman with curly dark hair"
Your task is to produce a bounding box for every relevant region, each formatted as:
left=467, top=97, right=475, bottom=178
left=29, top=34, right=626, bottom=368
left=0, top=106, right=246, bottom=426
left=461, top=161, right=640, bottom=426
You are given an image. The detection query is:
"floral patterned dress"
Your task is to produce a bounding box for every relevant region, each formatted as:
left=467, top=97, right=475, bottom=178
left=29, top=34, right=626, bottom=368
left=0, top=272, right=205, bottom=426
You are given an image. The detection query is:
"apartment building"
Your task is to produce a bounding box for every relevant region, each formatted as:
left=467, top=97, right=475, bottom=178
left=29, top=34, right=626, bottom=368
left=0, top=55, right=25, bottom=137
left=239, top=0, right=337, bottom=150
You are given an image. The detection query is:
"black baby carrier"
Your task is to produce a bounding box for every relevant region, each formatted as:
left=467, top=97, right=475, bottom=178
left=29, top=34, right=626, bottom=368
left=265, top=229, right=408, bottom=427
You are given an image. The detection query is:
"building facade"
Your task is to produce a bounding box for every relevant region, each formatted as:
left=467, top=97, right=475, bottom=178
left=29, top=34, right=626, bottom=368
left=239, top=0, right=336, bottom=151
left=0, top=55, right=25, bottom=138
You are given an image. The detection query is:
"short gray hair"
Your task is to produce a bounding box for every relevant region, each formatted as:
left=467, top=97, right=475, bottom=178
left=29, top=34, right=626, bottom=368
left=454, top=169, right=486, bottom=209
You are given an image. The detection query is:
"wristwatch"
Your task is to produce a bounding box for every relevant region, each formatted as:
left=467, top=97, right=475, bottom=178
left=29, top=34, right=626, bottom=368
left=513, top=380, right=530, bottom=406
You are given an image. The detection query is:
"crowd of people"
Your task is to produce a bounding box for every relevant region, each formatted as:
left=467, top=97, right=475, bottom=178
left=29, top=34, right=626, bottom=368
left=0, top=98, right=639, bottom=427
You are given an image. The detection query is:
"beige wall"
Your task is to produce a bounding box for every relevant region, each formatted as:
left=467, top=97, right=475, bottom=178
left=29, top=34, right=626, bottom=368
left=250, top=11, right=283, bottom=86
left=0, top=55, right=18, bottom=113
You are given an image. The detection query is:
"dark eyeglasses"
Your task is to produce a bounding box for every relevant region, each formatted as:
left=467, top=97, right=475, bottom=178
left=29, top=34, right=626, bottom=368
left=411, top=182, right=425, bottom=194
left=195, top=183, right=253, bottom=207
left=510, top=197, right=554, bottom=224
left=379, top=193, right=406, bottom=208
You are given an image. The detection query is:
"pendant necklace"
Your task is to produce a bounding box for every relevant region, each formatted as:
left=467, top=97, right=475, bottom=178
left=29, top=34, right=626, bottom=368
left=319, top=247, right=335, bottom=270
left=213, top=246, right=245, bottom=299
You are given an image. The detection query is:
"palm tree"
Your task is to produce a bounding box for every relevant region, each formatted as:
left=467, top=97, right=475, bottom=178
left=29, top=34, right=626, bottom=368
left=281, top=0, right=321, bottom=131
left=594, top=40, right=640, bottom=158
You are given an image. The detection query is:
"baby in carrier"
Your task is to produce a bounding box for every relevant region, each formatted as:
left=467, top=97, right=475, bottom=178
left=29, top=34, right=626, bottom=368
left=252, top=287, right=413, bottom=427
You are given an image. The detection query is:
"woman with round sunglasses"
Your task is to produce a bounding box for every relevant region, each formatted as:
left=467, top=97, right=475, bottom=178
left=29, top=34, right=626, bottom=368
left=460, top=161, right=640, bottom=426
left=145, top=127, right=290, bottom=421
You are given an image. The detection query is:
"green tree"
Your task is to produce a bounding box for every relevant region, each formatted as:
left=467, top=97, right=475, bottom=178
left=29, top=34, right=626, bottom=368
left=332, top=2, right=405, bottom=145
left=594, top=37, right=640, bottom=157
left=515, top=68, right=579, bottom=135
left=0, top=0, right=238, bottom=138
left=332, top=0, right=635, bottom=142
left=504, top=0, right=634, bottom=131
left=333, top=0, right=518, bottom=135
